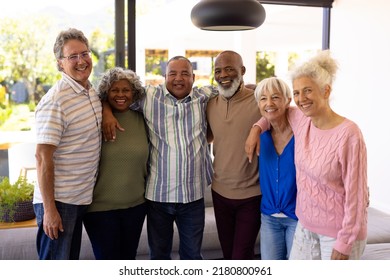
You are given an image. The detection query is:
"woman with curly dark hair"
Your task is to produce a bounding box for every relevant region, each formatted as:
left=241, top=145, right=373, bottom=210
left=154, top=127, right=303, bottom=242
left=83, top=67, right=149, bottom=260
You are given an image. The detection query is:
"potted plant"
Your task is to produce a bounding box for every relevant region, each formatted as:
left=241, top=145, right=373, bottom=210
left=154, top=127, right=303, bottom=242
left=0, top=175, right=35, bottom=222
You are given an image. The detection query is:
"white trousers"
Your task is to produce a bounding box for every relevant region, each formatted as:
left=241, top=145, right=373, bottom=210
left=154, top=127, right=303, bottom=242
left=289, top=221, right=366, bottom=260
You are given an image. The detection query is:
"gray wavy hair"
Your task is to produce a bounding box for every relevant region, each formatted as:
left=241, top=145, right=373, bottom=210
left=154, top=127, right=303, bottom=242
left=53, top=28, right=89, bottom=71
left=98, top=67, right=144, bottom=102
left=290, top=50, right=338, bottom=91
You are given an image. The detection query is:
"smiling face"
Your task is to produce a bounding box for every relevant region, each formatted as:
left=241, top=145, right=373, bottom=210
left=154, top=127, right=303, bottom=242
left=214, top=52, right=245, bottom=98
left=292, top=76, right=329, bottom=118
left=107, top=79, right=133, bottom=112
left=258, top=87, right=290, bottom=122
left=165, top=59, right=194, bottom=100
left=58, top=39, right=92, bottom=89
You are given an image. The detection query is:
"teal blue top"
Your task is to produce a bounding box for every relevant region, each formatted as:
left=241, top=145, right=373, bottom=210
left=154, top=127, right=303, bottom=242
left=88, top=110, right=149, bottom=212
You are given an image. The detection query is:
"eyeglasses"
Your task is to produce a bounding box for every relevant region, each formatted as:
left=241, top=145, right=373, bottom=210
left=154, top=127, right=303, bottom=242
left=61, top=51, right=91, bottom=63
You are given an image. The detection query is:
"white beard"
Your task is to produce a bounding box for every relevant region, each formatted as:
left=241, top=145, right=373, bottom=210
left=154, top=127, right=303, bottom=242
left=218, top=76, right=242, bottom=99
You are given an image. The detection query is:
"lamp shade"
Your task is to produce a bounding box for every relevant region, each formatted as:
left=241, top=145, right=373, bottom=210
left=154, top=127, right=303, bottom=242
left=191, top=0, right=266, bottom=31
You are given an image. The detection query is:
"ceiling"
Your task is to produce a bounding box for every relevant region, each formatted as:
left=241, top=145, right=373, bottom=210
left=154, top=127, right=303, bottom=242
left=118, top=0, right=327, bottom=70
left=136, top=1, right=324, bottom=51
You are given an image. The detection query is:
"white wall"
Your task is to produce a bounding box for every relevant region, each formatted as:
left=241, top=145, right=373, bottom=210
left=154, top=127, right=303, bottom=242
left=330, top=0, right=390, bottom=212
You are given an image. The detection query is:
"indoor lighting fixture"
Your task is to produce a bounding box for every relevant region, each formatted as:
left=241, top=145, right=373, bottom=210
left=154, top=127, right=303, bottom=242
left=191, top=0, right=266, bottom=31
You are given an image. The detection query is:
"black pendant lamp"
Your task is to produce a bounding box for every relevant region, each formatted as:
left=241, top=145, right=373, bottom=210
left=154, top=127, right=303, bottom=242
left=191, top=0, right=266, bottom=31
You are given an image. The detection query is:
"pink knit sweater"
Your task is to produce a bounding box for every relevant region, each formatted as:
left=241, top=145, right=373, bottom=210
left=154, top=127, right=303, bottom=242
left=256, top=106, right=368, bottom=255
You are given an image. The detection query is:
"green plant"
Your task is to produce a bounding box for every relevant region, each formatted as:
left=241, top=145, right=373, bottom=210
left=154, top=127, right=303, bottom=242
left=0, top=106, right=13, bottom=127
left=0, top=175, right=35, bottom=222
left=256, top=51, right=276, bottom=83
left=28, top=101, right=36, bottom=112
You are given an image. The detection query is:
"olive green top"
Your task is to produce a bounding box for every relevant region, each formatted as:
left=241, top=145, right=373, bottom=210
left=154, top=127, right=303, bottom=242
left=87, top=110, right=149, bottom=212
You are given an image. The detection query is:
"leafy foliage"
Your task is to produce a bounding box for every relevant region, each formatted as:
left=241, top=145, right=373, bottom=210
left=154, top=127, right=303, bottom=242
left=0, top=106, right=12, bottom=126
left=0, top=104, right=33, bottom=131
left=89, top=29, right=115, bottom=86
left=0, top=15, right=115, bottom=105
left=0, top=176, right=34, bottom=204
left=145, top=55, right=168, bottom=76
left=256, top=51, right=276, bottom=83
left=0, top=16, right=59, bottom=104
left=0, top=176, right=34, bottom=222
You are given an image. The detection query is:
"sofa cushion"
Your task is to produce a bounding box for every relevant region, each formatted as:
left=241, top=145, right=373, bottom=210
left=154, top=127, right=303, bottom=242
left=367, top=207, right=390, bottom=244
left=204, top=186, right=213, bottom=207
left=361, top=243, right=390, bottom=260
left=0, top=226, right=94, bottom=260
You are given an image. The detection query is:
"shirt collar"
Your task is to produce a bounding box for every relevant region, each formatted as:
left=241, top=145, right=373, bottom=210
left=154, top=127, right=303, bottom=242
left=62, top=72, right=91, bottom=95
left=163, top=83, right=193, bottom=103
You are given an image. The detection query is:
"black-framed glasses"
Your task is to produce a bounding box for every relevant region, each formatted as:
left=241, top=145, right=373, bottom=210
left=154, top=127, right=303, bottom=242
left=61, top=51, right=91, bottom=63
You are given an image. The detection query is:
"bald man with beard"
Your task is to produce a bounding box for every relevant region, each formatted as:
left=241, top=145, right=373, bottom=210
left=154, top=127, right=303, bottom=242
left=206, top=50, right=262, bottom=260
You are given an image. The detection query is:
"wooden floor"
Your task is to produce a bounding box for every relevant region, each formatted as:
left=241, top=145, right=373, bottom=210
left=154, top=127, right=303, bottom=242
left=0, top=218, right=36, bottom=229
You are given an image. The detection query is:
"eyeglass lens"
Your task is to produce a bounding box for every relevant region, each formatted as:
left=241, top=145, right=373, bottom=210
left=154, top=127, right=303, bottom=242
left=66, top=52, right=91, bottom=62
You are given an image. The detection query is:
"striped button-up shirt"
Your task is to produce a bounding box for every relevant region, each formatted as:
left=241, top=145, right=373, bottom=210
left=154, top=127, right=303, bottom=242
left=133, top=84, right=217, bottom=203
left=34, top=72, right=102, bottom=205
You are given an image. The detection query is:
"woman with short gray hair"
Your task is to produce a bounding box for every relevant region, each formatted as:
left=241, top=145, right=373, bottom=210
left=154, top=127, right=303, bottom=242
left=254, top=77, right=297, bottom=260
left=247, top=50, right=368, bottom=260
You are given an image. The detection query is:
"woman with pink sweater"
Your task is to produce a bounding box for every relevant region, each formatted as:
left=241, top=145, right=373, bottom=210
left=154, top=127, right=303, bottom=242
left=246, top=50, right=369, bottom=260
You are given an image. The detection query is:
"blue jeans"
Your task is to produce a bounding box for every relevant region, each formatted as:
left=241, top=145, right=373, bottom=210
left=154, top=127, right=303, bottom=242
left=33, top=202, right=87, bottom=260
left=147, top=198, right=205, bottom=260
left=260, top=213, right=298, bottom=260
left=83, top=202, right=147, bottom=260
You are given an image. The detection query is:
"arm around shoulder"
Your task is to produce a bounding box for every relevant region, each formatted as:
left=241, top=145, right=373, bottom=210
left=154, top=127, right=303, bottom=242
left=102, top=101, right=124, bottom=141
left=245, top=125, right=262, bottom=164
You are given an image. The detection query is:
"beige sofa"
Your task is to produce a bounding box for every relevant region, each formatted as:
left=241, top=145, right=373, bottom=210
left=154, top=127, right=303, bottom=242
left=1, top=187, right=389, bottom=260
left=361, top=207, right=390, bottom=259
left=0, top=186, right=259, bottom=260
